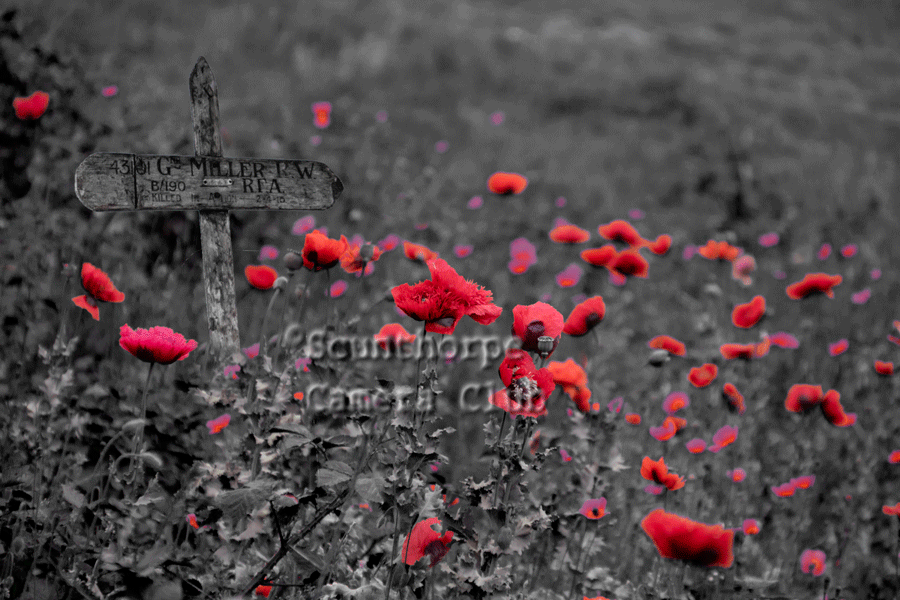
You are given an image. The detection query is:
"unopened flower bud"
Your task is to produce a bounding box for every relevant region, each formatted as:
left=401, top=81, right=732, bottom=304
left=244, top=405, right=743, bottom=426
left=537, top=335, right=555, bottom=356
left=497, top=526, right=513, bottom=550
left=284, top=250, right=304, bottom=272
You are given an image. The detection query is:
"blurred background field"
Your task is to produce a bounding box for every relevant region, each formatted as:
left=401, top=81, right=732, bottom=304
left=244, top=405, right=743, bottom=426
left=4, top=0, right=900, bottom=598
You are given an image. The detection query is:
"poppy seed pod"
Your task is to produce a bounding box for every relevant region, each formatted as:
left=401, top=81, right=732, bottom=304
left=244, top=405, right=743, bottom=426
left=284, top=250, right=304, bottom=272
left=537, top=335, right=555, bottom=357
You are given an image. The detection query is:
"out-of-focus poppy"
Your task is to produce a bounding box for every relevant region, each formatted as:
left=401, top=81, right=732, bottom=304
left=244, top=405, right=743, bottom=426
left=609, top=248, right=649, bottom=278
left=708, top=425, right=738, bottom=453
left=648, top=335, right=686, bottom=356
left=563, top=296, right=606, bottom=336
left=732, top=295, right=765, bottom=328
left=404, top=241, right=439, bottom=262
left=641, top=509, right=734, bottom=567
left=598, top=220, right=646, bottom=247
left=720, top=338, right=770, bottom=360
left=579, top=498, right=609, bottom=519
left=641, top=456, right=685, bottom=491
left=550, top=224, right=590, bottom=243
left=722, top=382, right=746, bottom=414
left=312, top=101, right=332, bottom=129
left=206, top=414, right=230, bottom=434
left=487, top=172, right=528, bottom=195
left=731, top=254, right=756, bottom=286
left=686, top=439, right=706, bottom=453
left=245, top=265, right=278, bottom=289
left=742, top=519, right=760, bottom=535
left=648, top=234, right=672, bottom=255
left=302, top=230, right=349, bottom=271
left=688, top=364, right=718, bottom=387
left=374, top=323, right=416, bottom=352
left=662, top=391, right=689, bottom=414
left=698, top=240, right=741, bottom=262
left=580, top=245, right=618, bottom=268
left=13, top=91, right=49, bottom=120
left=800, top=549, right=826, bottom=576
left=547, top=359, right=591, bottom=412
left=786, top=273, right=842, bottom=299
left=875, top=360, right=894, bottom=376
left=768, top=332, right=799, bottom=349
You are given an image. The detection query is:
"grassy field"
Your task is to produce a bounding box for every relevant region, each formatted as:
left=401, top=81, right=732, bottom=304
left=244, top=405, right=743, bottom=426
left=3, top=0, right=900, bottom=598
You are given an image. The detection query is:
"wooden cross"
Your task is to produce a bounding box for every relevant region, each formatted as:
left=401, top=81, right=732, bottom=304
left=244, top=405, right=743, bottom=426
left=74, top=57, right=343, bottom=366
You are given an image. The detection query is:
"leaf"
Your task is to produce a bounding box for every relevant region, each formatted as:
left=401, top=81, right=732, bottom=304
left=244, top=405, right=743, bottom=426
left=355, top=475, right=386, bottom=503
left=135, top=478, right=168, bottom=507
left=61, top=483, right=85, bottom=508
left=317, top=460, right=353, bottom=487
left=214, top=479, right=277, bottom=521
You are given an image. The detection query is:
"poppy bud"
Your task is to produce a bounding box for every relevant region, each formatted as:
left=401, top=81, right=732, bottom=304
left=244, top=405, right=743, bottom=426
left=537, top=336, right=555, bottom=357
left=273, top=276, right=288, bottom=291
left=284, top=250, right=304, bottom=272
left=648, top=349, right=671, bottom=367
left=497, top=526, right=513, bottom=550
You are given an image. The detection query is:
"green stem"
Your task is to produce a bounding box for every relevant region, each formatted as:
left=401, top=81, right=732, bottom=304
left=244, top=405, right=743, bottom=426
left=259, top=286, right=283, bottom=358
left=128, top=361, right=155, bottom=496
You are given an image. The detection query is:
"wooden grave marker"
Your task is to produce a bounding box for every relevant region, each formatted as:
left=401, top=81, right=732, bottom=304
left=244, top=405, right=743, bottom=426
left=74, top=57, right=343, bottom=366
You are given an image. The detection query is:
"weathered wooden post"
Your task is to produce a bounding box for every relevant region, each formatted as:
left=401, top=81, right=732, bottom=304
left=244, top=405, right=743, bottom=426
left=74, top=57, right=342, bottom=366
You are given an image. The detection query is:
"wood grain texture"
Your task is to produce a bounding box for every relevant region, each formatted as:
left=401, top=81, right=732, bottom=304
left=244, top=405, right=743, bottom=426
left=190, top=56, right=240, bottom=365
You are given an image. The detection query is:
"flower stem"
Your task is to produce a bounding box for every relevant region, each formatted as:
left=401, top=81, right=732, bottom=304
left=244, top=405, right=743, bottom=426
left=259, top=286, right=283, bottom=359
left=128, top=361, right=155, bottom=495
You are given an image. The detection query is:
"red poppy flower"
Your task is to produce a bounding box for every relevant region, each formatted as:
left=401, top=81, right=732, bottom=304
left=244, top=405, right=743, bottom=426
left=13, top=91, right=50, bottom=120
left=772, top=482, right=796, bottom=497
left=609, top=248, right=649, bottom=278
left=556, top=263, right=583, bottom=287
left=563, top=296, right=606, bottom=336
left=641, top=456, right=686, bottom=490
left=875, top=360, right=894, bottom=376
left=641, top=509, right=734, bottom=568
left=550, top=224, right=590, bottom=243
left=255, top=585, right=273, bottom=597
left=722, top=383, right=746, bottom=414
left=732, top=295, right=765, bottom=328
left=648, top=335, right=686, bottom=356
left=71, top=262, right=125, bottom=321
left=731, top=255, right=756, bottom=286
left=206, top=414, right=230, bottom=434
left=720, top=338, right=770, bottom=360
left=512, top=302, right=564, bottom=356
left=625, top=413, right=642, bottom=425
left=341, top=242, right=382, bottom=274
left=401, top=517, right=453, bottom=567
left=708, top=425, right=738, bottom=452
left=821, top=389, right=856, bottom=427
left=883, top=503, right=900, bottom=516
left=119, top=324, right=198, bottom=365
left=662, top=391, right=689, bottom=414
left=786, top=273, right=842, bottom=299
left=785, top=384, right=824, bottom=412
left=245, top=265, right=278, bottom=289
left=487, top=172, right=528, bottom=195
left=743, top=519, right=760, bottom=535
left=768, top=332, right=799, bottom=349
left=598, top=220, right=646, bottom=247
left=312, top=101, right=332, bottom=129
left=649, top=418, right=677, bottom=441
left=688, top=364, right=718, bottom=387
left=404, top=241, right=439, bottom=262
left=493, top=349, right=556, bottom=418
left=648, top=234, right=672, bottom=255
left=686, top=439, right=706, bottom=453
left=728, top=468, right=746, bottom=482
left=547, top=359, right=591, bottom=412
left=373, top=323, right=416, bottom=352
left=302, top=230, right=349, bottom=271
left=579, top=498, right=609, bottom=519
left=580, top=245, right=618, bottom=268
left=186, top=513, right=200, bottom=529
left=392, top=258, right=502, bottom=334
left=889, top=450, right=900, bottom=463
left=698, top=240, right=741, bottom=262
left=800, top=549, right=826, bottom=576
left=791, top=474, right=815, bottom=489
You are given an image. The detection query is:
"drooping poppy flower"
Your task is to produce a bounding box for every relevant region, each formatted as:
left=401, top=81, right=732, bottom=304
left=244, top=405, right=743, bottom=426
left=206, top=414, right=230, bottom=434
left=341, top=242, right=382, bottom=274
left=374, top=323, right=416, bottom=352
left=698, top=240, right=742, bottom=262
left=662, top=391, right=689, bottom=414
left=392, top=258, right=502, bottom=334
left=688, top=364, right=718, bottom=387
left=119, top=325, right=198, bottom=365
left=743, top=519, right=760, bottom=535
left=403, top=241, right=439, bottom=262
left=722, top=383, right=746, bottom=415
left=301, top=230, right=349, bottom=271
left=550, top=224, right=590, bottom=244
left=580, top=245, right=618, bottom=268
left=312, top=101, right=332, bottom=129
left=768, top=332, right=799, bottom=349
left=13, top=91, right=50, bottom=120
left=491, top=349, right=556, bottom=418
left=72, top=262, right=125, bottom=321
left=512, top=302, right=564, bottom=357
left=731, top=254, right=756, bottom=286
left=800, top=549, right=826, bottom=576
left=487, top=172, right=528, bottom=195
left=875, top=360, right=894, bottom=376
left=401, top=517, right=453, bottom=567
left=708, top=425, right=738, bottom=453
left=786, top=273, right=842, bottom=299
left=686, top=439, right=706, bottom=453
left=598, top=220, right=646, bottom=247
left=579, top=497, right=609, bottom=519
left=563, top=296, right=606, bottom=336
left=648, top=234, right=672, bottom=255
left=609, top=248, right=650, bottom=278
left=245, top=265, right=278, bottom=290
left=641, top=509, right=734, bottom=568
left=547, top=359, right=591, bottom=412
left=732, top=295, right=765, bottom=328
left=648, top=335, right=686, bottom=356
left=641, top=456, right=686, bottom=491
left=785, top=384, right=824, bottom=412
